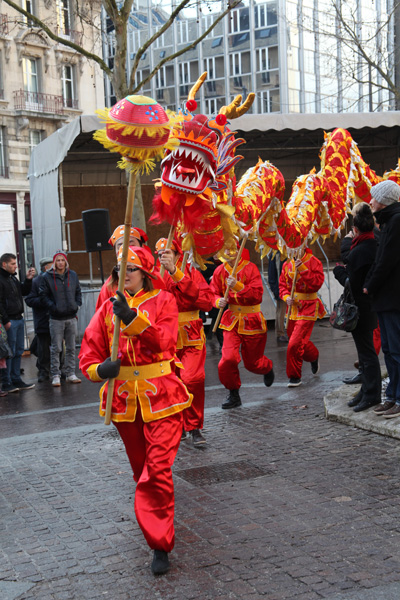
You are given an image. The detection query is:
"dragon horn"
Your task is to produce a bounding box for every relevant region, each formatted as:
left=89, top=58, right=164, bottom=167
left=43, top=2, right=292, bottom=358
left=220, top=93, right=255, bottom=119
left=188, top=71, right=207, bottom=101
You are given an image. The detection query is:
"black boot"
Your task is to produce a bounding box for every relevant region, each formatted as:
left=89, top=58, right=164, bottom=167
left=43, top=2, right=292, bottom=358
left=222, top=389, right=242, bottom=409
left=348, top=390, right=363, bottom=408
left=263, top=368, right=275, bottom=387
left=151, top=550, right=169, bottom=575
left=353, top=398, right=380, bottom=412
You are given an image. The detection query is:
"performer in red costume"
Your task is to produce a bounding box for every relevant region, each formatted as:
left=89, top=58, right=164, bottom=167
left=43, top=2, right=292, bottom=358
left=155, top=237, right=213, bottom=447
left=95, top=225, right=149, bottom=310
left=79, top=246, right=192, bottom=576
left=210, top=247, right=275, bottom=409
left=279, top=248, right=326, bottom=387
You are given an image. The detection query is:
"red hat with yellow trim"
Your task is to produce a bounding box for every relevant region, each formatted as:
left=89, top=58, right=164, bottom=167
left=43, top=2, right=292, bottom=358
left=117, top=246, right=157, bottom=279
left=155, top=237, right=183, bottom=256
left=109, top=225, right=148, bottom=247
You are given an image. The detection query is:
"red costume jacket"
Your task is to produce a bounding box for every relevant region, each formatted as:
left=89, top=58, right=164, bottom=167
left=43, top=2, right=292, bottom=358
left=279, top=249, right=326, bottom=321
left=210, top=258, right=266, bottom=335
left=161, top=258, right=213, bottom=350
left=79, top=288, right=192, bottom=422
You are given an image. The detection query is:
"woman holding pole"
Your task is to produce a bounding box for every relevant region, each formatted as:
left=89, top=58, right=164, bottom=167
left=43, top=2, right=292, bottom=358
left=210, top=243, right=275, bottom=409
left=79, top=246, right=192, bottom=576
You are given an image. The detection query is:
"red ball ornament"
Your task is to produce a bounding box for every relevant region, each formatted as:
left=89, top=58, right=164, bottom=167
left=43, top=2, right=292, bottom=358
left=216, top=114, right=227, bottom=126
left=186, top=99, right=197, bottom=112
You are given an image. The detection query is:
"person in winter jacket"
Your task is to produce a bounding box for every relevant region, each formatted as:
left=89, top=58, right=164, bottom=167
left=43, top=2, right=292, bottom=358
left=39, top=251, right=82, bottom=387
left=334, top=203, right=381, bottom=412
left=25, top=257, right=53, bottom=382
left=0, top=253, right=35, bottom=393
left=363, top=180, right=400, bottom=419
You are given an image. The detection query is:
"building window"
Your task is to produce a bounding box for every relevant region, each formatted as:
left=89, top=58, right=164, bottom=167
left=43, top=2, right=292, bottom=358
left=62, top=64, right=76, bottom=108
left=0, top=127, right=8, bottom=178
left=177, top=21, right=189, bottom=45
left=56, top=0, right=72, bottom=36
left=179, top=61, right=191, bottom=96
left=22, top=0, right=35, bottom=26
left=23, top=57, right=39, bottom=93
left=29, top=129, right=42, bottom=154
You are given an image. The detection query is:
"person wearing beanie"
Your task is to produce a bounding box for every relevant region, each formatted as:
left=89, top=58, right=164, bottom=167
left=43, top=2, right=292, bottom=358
left=334, top=203, right=381, bottom=412
left=0, top=253, right=36, bottom=393
left=364, top=180, right=400, bottom=418
left=156, top=237, right=214, bottom=447
left=95, top=225, right=150, bottom=310
left=25, top=257, right=54, bottom=382
left=79, top=246, right=192, bottom=576
left=39, top=251, right=82, bottom=387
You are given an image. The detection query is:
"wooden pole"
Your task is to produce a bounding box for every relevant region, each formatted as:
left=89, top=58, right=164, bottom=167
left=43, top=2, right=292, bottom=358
left=159, top=225, right=176, bottom=278
left=285, top=264, right=298, bottom=331
left=104, top=171, right=137, bottom=426
left=212, top=235, right=248, bottom=333
left=180, top=251, right=189, bottom=272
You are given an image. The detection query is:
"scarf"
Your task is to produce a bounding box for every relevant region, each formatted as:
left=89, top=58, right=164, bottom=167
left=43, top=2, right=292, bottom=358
left=350, top=231, right=374, bottom=250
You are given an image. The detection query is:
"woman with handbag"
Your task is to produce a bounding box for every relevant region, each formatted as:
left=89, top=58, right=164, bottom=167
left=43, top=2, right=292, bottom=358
left=333, top=203, right=381, bottom=412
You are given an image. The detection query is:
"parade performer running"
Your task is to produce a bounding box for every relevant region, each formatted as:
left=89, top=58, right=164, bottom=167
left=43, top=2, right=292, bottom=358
left=210, top=247, right=274, bottom=409
left=155, top=237, right=213, bottom=447
left=95, top=225, right=149, bottom=310
left=279, top=248, right=326, bottom=387
left=79, top=246, right=192, bottom=576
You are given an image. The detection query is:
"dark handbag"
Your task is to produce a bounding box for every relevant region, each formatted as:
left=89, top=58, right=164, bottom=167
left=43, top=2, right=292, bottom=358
left=329, top=279, right=359, bottom=332
left=0, top=323, right=12, bottom=359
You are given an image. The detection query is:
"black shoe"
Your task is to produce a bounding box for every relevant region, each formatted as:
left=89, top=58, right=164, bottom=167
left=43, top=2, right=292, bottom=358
left=263, top=368, right=275, bottom=387
left=343, top=373, right=362, bottom=385
left=348, top=390, right=363, bottom=407
left=311, top=358, right=319, bottom=375
left=12, top=379, right=35, bottom=390
left=222, top=389, right=242, bottom=409
left=38, top=373, right=47, bottom=383
left=191, top=429, right=207, bottom=447
left=353, top=398, right=380, bottom=413
left=151, top=550, right=169, bottom=575
left=2, top=383, right=20, bottom=393
left=181, top=429, right=187, bottom=441
left=277, top=335, right=288, bottom=344
left=288, top=378, right=302, bottom=387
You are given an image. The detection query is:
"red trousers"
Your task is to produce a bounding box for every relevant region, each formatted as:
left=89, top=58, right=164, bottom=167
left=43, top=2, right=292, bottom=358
left=218, top=328, right=272, bottom=390
left=286, top=319, right=318, bottom=379
left=177, top=344, right=206, bottom=432
left=114, top=410, right=183, bottom=553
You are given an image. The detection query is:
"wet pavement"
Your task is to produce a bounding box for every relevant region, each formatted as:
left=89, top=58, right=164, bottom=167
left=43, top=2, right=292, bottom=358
left=1, top=322, right=400, bottom=599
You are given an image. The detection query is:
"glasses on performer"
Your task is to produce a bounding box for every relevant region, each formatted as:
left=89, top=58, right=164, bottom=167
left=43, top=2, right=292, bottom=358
left=114, top=265, right=140, bottom=273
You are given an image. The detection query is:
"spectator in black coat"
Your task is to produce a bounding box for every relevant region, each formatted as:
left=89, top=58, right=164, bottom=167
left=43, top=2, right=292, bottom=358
left=364, top=180, right=400, bottom=418
left=25, top=257, right=53, bottom=382
left=334, top=203, right=381, bottom=412
left=0, top=253, right=35, bottom=393
left=39, top=251, right=82, bottom=387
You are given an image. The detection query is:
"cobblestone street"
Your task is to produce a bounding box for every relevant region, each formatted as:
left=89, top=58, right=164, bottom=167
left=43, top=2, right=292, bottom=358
left=1, top=326, right=400, bottom=599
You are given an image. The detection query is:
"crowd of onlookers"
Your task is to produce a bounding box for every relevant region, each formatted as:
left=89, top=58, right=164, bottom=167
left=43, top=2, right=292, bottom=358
left=0, top=250, right=82, bottom=396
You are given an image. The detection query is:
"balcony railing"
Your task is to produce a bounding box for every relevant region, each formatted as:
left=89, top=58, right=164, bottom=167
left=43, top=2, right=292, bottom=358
left=13, top=90, right=65, bottom=114
left=63, top=97, right=79, bottom=110
left=0, top=14, right=8, bottom=36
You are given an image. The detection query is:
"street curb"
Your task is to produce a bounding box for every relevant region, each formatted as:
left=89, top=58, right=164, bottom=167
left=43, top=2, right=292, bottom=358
left=324, top=383, right=400, bottom=440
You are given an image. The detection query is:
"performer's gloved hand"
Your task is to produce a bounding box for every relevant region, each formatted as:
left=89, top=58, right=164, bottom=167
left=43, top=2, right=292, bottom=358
left=96, top=357, right=121, bottom=380
left=110, top=291, right=136, bottom=325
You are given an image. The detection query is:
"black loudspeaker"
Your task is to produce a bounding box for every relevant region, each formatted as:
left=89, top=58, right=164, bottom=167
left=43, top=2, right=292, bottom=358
left=81, top=209, right=112, bottom=253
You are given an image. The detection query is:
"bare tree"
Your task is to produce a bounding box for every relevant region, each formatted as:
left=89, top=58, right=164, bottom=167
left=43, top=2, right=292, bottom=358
left=291, top=0, right=399, bottom=111
left=2, top=0, right=241, bottom=101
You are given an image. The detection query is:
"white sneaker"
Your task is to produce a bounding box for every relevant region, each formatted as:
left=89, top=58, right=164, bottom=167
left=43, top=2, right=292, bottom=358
left=67, top=374, right=81, bottom=384
left=52, top=376, right=61, bottom=387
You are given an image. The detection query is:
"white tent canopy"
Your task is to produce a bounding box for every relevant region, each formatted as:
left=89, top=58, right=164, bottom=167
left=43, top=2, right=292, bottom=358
left=27, top=115, right=101, bottom=266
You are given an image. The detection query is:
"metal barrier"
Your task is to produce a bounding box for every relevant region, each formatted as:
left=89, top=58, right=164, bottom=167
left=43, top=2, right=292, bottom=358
left=78, top=287, right=101, bottom=342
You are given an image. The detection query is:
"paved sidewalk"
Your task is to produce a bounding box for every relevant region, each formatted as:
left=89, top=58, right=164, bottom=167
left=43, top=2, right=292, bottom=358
left=2, top=364, right=400, bottom=599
